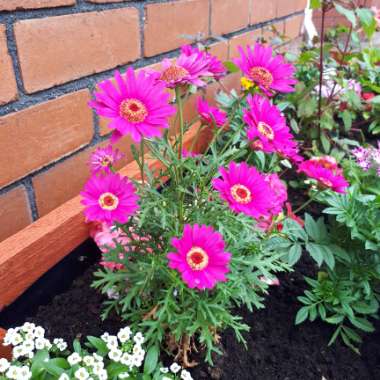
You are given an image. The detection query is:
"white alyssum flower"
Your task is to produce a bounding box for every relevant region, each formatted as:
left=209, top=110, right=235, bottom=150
left=68, top=352, right=82, bottom=366
left=53, top=338, right=68, bottom=352
left=117, top=327, right=132, bottom=343
left=24, top=333, right=35, bottom=341
left=120, top=353, right=132, bottom=367
left=34, top=338, right=51, bottom=351
left=170, top=363, right=181, bottom=374
left=75, top=367, right=90, bottom=380
left=98, top=369, right=108, bottom=380
left=106, top=287, right=120, bottom=300
left=33, top=326, right=45, bottom=339
left=180, top=369, right=193, bottom=380
left=118, top=373, right=130, bottom=379
left=132, top=332, right=144, bottom=345
left=21, top=340, right=35, bottom=353
left=100, top=332, right=110, bottom=343
left=6, top=366, right=20, bottom=380
left=108, top=349, right=122, bottom=362
left=162, top=377, right=172, bottom=380
left=58, top=374, right=70, bottom=380
left=160, top=367, right=169, bottom=374
left=83, top=355, right=95, bottom=366
left=12, top=345, right=25, bottom=359
left=92, top=362, right=105, bottom=375
left=92, top=353, right=103, bottom=362
left=106, top=336, right=118, bottom=350
left=18, top=365, right=32, bottom=379
left=10, top=333, right=23, bottom=346
left=0, top=358, right=10, bottom=373
left=21, top=323, right=35, bottom=333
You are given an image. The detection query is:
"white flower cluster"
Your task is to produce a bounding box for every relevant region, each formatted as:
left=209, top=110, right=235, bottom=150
left=0, top=360, right=32, bottom=380
left=3, top=323, right=67, bottom=361
left=100, top=327, right=145, bottom=372
left=66, top=352, right=108, bottom=380
left=160, top=363, right=193, bottom=380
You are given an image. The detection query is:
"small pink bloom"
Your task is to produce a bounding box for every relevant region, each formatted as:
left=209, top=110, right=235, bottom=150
left=265, top=173, right=288, bottom=216
left=89, top=69, right=175, bottom=143
left=81, top=173, right=139, bottom=224
left=234, top=43, right=297, bottom=96
left=298, top=157, right=349, bottom=193
left=196, top=97, right=227, bottom=127
left=182, top=149, right=201, bottom=158
left=181, top=45, right=226, bottom=80
left=89, top=145, right=123, bottom=175
left=259, top=276, right=280, bottom=286
left=286, top=202, right=304, bottom=227
left=167, top=224, right=231, bottom=290
left=244, top=95, right=301, bottom=162
left=212, top=161, right=275, bottom=219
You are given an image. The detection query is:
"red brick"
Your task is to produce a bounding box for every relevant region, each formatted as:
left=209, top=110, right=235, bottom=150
left=250, top=0, right=276, bottom=24
left=228, top=29, right=262, bottom=58
left=144, top=0, right=209, bottom=57
left=0, top=90, right=94, bottom=188
left=0, top=25, right=17, bottom=105
left=277, top=0, right=297, bottom=18
left=0, top=186, right=32, bottom=242
left=33, top=137, right=134, bottom=216
left=284, top=15, right=304, bottom=39
left=0, top=0, right=74, bottom=11
left=14, top=9, right=140, bottom=93
left=211, top=0, right=250, bottom=35
left=208, top=40, right=229, bottom=61
left=262, top=21, right=285, bottom=44
left=86, top=0, right=128, bottom=3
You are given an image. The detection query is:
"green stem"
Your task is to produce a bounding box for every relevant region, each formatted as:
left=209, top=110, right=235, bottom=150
left=293, top=190, right=321, bottom=214
left=175, top=87, right=185, bottom=228
left=140, top=138, right=145, bottom=185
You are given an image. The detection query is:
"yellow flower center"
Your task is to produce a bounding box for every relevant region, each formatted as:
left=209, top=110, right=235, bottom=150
left=100, top=155, right=113, bottom=167
left=249, top=66, right=273, bottom=89
left=160, top=64, right=189, bottom=83
left=186, top=246, right=209, bottom=271
left=257, top=121, right=275, bottom=140
left=120, top=98, right=148, bottom=123
left=241, top=76, right=254, bottom=90
left=98, top=192, right=119, bottom=211
left=230, top=184, right=252, bottom=204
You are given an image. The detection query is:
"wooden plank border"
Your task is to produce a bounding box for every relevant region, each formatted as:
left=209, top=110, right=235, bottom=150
left=0, top=123, right=212, bottom=310
left=0, top=328, right=11, bottom=360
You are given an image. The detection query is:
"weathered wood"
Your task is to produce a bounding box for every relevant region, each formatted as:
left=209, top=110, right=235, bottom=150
left=0, top=328, right=11, bottom=360
left=0, top=123, right=211, bottom=309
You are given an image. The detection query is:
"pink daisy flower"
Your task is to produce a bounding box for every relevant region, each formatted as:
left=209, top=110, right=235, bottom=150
left=159, top=48, right=213, bottom=88
left=167, top=224, right=231, bottom=290
left=298, top=157, right=349, bottom=193
left=234, top=43, right=297, bottom=96
left=196, top=97, right=227, bottom=127
left=265, top=173, right=288, bottom=215
left=89, top=145, right=123, bottom=175
left=81, top=173, right=139, bottom=224
left=89, top=69, right=175, bottom=143
left=244, top=95, right=300, bottom=161
left=181, top=45, right=226, bottom=80
left=212, top=161, right=275, bottom=219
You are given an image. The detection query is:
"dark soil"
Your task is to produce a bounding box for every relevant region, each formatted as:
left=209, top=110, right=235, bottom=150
left=6, top=254, right=379, bottom=380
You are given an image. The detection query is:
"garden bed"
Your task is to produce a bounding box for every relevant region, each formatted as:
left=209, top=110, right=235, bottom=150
left=1, top=243, right=379, bottom=379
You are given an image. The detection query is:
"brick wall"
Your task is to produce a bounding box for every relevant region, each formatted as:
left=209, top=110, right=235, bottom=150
left=0, top=0, right=306, bottom=242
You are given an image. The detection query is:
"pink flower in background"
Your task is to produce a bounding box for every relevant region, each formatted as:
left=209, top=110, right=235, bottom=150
left=159, top=48, right=212, bottom=88
left=167, top=224, right=231, bottom=290
left=89, top=145, right=123, bottom=175
left=298, top=157, right=349, bottom=193
left=181, top=45, right=226, bottom=80
left=371, top=6, right=380, bottom=28
left=196, top=97, right=227, bottom=127
left=212, top=161, right=274, bottom=219
left=265, top=173, right=288, bottom=215
left=234, top=43, right=297, bottom=95
left=89, top=69, right=175, bottom=143
left=259, top=276, right=280, bottom=286
left=81, top=173, right=139, bottom=224
left=244, top=95, right=300, bottom=161
left=182, top=149, right=201, bottom=158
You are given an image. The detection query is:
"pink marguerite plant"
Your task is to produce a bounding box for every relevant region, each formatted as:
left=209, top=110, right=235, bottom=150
left=196, top=97, right=227, bottom=127
left=89, top=145, right=123, bottom=175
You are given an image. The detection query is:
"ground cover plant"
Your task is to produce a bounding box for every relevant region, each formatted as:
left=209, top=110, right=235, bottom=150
left=2, top=1, right=379, bottom=378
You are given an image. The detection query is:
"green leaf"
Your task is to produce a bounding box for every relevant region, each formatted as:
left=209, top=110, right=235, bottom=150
left=295, top=306, right=309, bottom=325
left=356, top=8, right=376, bottom=39
left=325, top=315, right=345, bottom=324
left=335, top=4, right=357, bottom=27
left=306, top=242, right=324, bottom=266
left=224, top=61, right=240, bottom=73
left=349, top=316, right=375, bottom=333
left=86, top=336, right=108, bottom=355
left=321, top=132, right=331, bottom=153
left=144, top=344, right=159, bottom=375
left=371, top=95, right=380, bottom=104
left=341, top=110, right=352, bottom=132
left=73, top=339, right=81, bottom=354
left=288, top=244, right=302, bottom=266
left=310, top=0, right=321, bottom=9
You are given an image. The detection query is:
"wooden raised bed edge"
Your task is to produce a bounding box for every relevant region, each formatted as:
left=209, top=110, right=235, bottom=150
left=0, top=123, right=212, bottom=356
left=0, top=327, right=11, bottom=360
